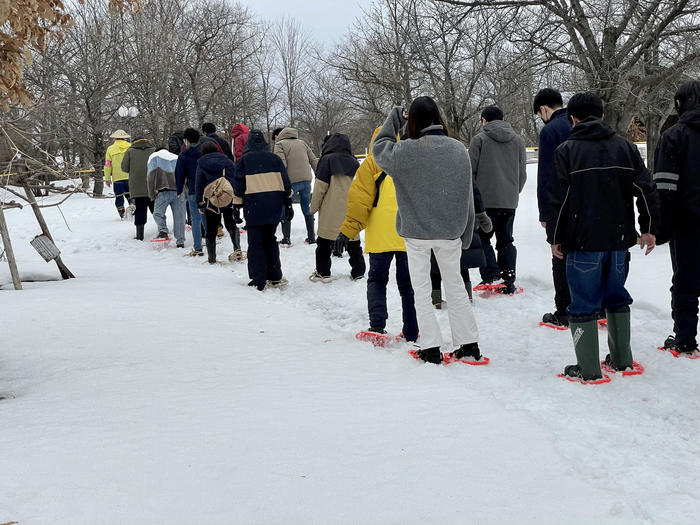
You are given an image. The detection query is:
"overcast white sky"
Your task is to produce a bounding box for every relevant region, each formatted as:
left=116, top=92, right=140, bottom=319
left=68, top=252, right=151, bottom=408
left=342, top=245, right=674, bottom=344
left=244, top=0, right=373, bottom=48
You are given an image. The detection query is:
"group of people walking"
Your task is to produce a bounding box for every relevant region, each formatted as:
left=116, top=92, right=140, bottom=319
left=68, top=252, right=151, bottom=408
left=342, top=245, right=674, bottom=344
left=102, top=80, right=700, bottom=382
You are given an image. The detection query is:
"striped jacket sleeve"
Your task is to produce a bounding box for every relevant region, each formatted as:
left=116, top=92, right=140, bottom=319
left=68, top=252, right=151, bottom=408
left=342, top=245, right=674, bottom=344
left=654, top=129, right=682, bottom=242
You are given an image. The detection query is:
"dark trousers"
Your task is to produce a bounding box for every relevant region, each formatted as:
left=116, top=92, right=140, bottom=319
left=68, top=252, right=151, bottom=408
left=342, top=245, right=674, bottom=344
left=316, top=237, right=366, bottom=279
left=133, top=197, right=152, bottom=226
left=479, top=208, right=517, bottom=282
left=205, top=207, right=240, bottom=253
left=113, top=180, right=130, bottom=213
left=566, top=250, right=632, bottom=321
left=430, top=251, right=472, bottom=290
left=553, top=254, right=571, bottom=316
left=247, top=224, right=282, bottom=288
left=367, top=251, right=418, bottom=340
left=670, top=227, right=700, bottom=346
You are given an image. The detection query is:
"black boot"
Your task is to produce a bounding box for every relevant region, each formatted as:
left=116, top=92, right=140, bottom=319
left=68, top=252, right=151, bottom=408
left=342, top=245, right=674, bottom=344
left=304, top=214, right=316, bottom=244
left=135, top=225, right=144, bottom=241
left=280, top=220, right=291, bottom=245
left=229, top=228, right=241, bottom=251
left=414, top=347, right=442, bottom=364
left=206, top=239, right=216, bottom=264
left=450, top=342, right=482, bottom=361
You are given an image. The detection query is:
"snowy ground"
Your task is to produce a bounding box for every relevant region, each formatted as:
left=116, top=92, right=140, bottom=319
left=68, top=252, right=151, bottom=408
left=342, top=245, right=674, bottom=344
left=1, top=165, right=698, bottom=525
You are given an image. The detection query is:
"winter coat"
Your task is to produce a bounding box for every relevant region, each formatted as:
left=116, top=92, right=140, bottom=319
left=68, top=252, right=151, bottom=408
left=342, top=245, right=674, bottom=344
left=195, top=152, right=236, bottom=209
left=206, top=132, right=233, bottom=161
left=121, top=139, right=156, bottom=199
left=174, top=138, right=218, bottom=195
left=341, top=127, right=406, bottom=253
left=545, top=117, right=659, bottom=252
left=233, top=130, right=292, bottom=227
left=230, top=123, right=250, bottom=161
left=146, top=150, right=178, bottom=200
left=309, top=134, right=359, bottom=241
left=469, top=120, right=527, bottom=209
left=104, top=139, right=131, bottom=182
left=537, top=108, right=572, bottom=222
left=273, top=127, right=318, bottom=183
left=654, top=107, right=700, bottom=241
left=168, top=132, right=185, bottom=155
left=372, top=107, right=474, bottom=247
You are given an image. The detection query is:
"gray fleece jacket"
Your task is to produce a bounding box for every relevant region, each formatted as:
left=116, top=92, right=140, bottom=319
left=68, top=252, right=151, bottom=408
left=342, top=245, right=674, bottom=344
left=469, top=120, right=527, bottom=209
left=372, top=107, right=474, bottom=246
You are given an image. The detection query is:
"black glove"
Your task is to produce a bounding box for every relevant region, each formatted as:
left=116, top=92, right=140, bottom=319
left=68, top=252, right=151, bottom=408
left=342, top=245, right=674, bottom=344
left=475, top=211, right=493, bottom=233
left=284, top=204, right=294, bottom=222
left=233, top=205, right=243, bottom=224
left=335, top=232, right=350, bottom=254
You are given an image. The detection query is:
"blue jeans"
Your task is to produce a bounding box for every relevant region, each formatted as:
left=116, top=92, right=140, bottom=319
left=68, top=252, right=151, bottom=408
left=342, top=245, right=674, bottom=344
left=154, top=190, right=186, bottom=244
left=566, top=250, right=632, bottom=320
left=187, top=193, right=206, bottom=250
left=291, top=180, right=312, bottom=216
left=113, top=180, right=130, bottom=212
left=367, top=252, right=418, bottom=341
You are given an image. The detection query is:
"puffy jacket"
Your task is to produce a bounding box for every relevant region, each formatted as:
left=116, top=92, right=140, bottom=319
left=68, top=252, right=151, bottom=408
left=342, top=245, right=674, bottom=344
left=469, top=120, right=527, bottom=209
left=104, top=140, right=131, bottom=182
left=233, top=130, right=292, bottom=227
left=147, top=150, right=178, bottom=200
left=310, top=134, right=359, bottom=241
left=537, top=108, right=571, bottom=222
left=121, top=139, right=155, bottom=199
left=195, top=152, right=235, bottom=209
left=340, top=127, right=406, bottom=253
left=654, top=107, right=700, bottom=241
left=273, top=127, right=318, bottom=183
left=230, top=123, right=250, bottom=161
left=545, top=117, right=659, bottom=252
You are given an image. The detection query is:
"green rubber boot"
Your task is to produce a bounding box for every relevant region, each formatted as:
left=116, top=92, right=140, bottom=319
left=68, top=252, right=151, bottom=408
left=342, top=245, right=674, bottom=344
left=606, top=310, right=633, bottom=370
left=569, top=319, right=602, bottom=380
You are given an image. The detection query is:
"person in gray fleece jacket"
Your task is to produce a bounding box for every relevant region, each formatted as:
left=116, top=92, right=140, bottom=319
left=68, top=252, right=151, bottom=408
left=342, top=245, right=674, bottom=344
left=372, top=96, right=481, bottom=365
left=469, top=106, right=527, bottom=293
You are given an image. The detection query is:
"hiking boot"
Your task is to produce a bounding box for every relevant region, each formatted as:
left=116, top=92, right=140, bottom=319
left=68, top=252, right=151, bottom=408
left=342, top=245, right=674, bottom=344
left=266, top=278, right=289, bottom=289
left=309, top=270, right=331, bottom=283
left=228, top=250, right=247, bottom=262
left=603, top=353, right=633, bottom=372
left=279, top=238, right=292, bottom=247
left=350, top=274, right=364, bottom=281
left=414, top=347, right=442, bottom=364
left=663, top=335, right=698, bottom=354
left=368, top=326, right=387, bottom=334
left=543, top=312, right=569, bottom=327
left=495, top=282, right=517, bottom=295
left=216, top=225, right=224, bottom=238
left=176, top=242, right=185, bottom=248
left=157, top=231, right=169, bottom=239
left=248, top=279, right=265, bottom=291
left=449, top=342, right=482, bottom=361
left=188, top=248, right=204, bottom=256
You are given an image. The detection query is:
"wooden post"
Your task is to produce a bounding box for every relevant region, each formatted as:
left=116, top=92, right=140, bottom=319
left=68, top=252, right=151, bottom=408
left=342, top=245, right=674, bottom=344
left=0, top=206, right=22, bottom=290
left=22, top=184, right=75, bottom=279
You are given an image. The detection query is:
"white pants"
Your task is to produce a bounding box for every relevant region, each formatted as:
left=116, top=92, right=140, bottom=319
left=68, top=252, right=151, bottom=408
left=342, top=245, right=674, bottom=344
left=404, top=238, right=479, bottom=350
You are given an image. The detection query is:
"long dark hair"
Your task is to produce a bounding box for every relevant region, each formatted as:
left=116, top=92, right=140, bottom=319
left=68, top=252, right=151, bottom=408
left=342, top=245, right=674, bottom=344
left=675, top=80, right=700, bottom=115
left=406, top=96, right=450, bottom=139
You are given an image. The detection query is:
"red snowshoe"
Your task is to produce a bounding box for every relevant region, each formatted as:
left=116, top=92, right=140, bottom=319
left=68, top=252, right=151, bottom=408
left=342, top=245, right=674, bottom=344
left=356, top=330, right=394, bottom=347
left=600, top=360, right=645, bottom=376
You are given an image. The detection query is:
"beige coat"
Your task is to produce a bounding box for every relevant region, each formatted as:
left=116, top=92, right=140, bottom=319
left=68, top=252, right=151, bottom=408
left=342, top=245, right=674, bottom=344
left=311, top=174, right=355, bottom=240
left=273, top=128, right=318, bottom=183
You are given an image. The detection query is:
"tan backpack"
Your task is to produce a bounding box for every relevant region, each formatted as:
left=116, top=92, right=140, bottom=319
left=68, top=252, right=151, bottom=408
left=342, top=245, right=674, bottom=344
left=203, top=177, right=234, bottom=212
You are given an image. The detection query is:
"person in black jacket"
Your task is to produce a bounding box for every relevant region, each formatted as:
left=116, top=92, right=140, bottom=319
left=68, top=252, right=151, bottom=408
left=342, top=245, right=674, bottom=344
left=233, top=130, right=293, bottom=291
left=533, top=88, right=573, bottom=327
left=201, top=123, right=233, bottom=160
left=654, top=80, right=700, bottom=355
left=195, top=141, right=241, bottom=264
left=545, top=92, right=659, bottom=381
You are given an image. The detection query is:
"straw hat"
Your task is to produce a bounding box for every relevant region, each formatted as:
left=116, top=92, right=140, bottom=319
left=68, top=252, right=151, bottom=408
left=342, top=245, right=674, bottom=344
left=109, top=129, right=131, bottom=140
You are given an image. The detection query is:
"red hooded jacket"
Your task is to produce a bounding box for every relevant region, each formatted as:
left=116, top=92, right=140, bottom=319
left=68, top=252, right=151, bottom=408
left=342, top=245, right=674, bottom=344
left=230, top=123, right=250, bottom=161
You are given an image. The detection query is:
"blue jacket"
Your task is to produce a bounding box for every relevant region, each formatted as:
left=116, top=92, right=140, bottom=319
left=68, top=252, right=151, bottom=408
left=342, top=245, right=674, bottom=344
left=195, top=152, right=236, bottom=208
left=233, top=130, right=292, bottom=227
left=537, top=108, right=571, bottom=222
left=175, top=143, right=203, bottom=195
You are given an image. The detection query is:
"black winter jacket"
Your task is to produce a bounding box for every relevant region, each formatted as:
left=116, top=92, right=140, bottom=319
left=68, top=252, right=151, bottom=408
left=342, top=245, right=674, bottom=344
left=545, top=118, right=659, bottom=252
left=654, top=108, right=700, bottom=240
left=537, top=108, right=572, bottom=222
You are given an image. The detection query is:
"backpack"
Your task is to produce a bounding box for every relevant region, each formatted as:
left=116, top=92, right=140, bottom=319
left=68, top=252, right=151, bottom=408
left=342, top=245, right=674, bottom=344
left=203, top=177, right=234, bottom=212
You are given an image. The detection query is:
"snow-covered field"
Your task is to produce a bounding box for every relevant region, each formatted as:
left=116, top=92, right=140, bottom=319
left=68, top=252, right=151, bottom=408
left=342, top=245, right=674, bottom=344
left=1, top=165, right=698, bottom=525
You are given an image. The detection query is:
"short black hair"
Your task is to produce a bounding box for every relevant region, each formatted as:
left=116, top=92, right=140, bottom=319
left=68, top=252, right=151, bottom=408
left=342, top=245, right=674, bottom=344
left=481, top=106, right=503, bottom=122
left=272, top=127, right=284, bottom=140
left=200, top=141, right=219, bottom=155
left=674, top=80, right=700, bottom=115
left=567, top=92, right=604, bottom=120
left=183, top=128, right=200, bottom=143
left=533, top=88, right=564, bottom=114
left=202, top=122, right=216, bottom=134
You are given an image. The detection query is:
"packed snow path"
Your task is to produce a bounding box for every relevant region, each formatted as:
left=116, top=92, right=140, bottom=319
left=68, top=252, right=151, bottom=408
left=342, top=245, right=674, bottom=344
left=1, top=165, right=698, bottom=524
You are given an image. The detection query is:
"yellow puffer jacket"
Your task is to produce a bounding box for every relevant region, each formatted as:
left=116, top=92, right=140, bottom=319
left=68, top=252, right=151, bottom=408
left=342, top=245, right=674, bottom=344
left=104, top=140, right=131, bottom=182
left=340, top=128, right=405, bottom=253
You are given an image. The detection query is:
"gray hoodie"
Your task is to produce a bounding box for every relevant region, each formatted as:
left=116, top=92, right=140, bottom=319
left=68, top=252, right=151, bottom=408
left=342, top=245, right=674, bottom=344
left=469, top=120, right=527, bottom=209
left=372, top=107, right=474, bottom=246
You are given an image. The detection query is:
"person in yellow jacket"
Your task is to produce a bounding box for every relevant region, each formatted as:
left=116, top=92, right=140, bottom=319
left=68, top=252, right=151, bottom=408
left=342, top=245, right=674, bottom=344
left=336, top=128, right=418, bottom=341
left=104, top=129, right=132, bottom=219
